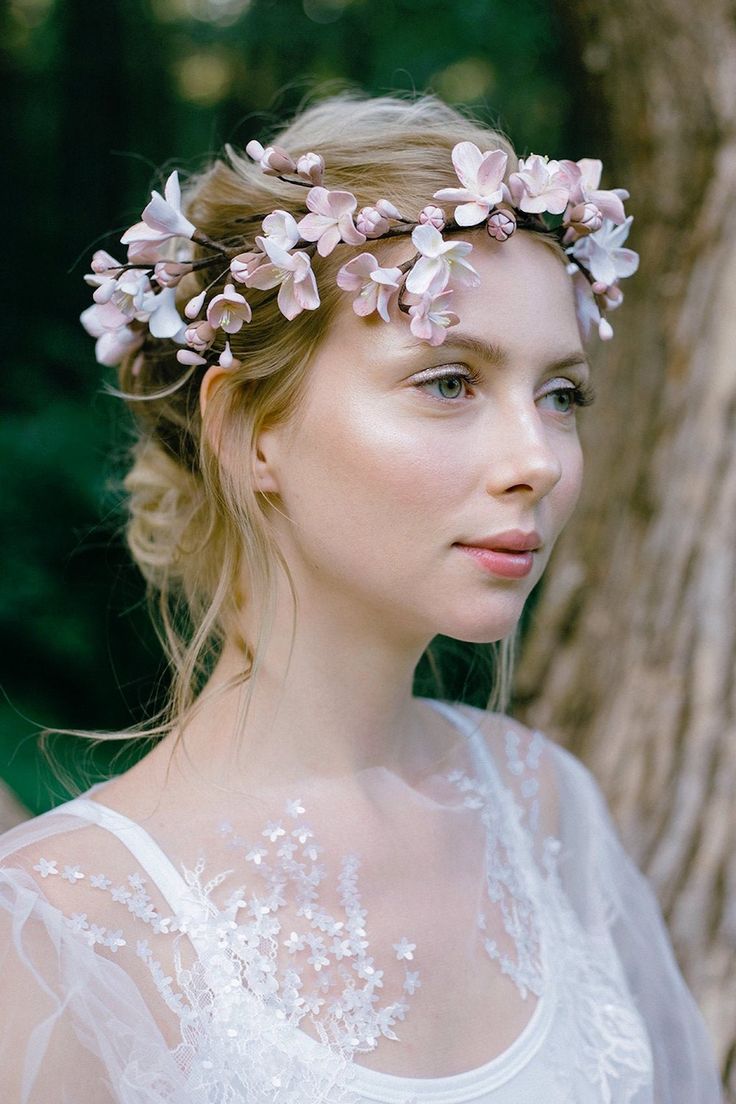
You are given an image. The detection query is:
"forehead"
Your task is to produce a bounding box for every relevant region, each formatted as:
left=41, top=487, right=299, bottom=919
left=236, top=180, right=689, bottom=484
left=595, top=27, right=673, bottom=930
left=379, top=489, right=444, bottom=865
left=318, top=229, right=582, bottom=369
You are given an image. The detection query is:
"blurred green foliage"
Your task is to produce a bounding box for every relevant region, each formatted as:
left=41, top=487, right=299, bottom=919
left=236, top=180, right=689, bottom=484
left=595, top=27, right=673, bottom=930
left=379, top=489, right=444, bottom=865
left=2, top=0, right=582, bottom=812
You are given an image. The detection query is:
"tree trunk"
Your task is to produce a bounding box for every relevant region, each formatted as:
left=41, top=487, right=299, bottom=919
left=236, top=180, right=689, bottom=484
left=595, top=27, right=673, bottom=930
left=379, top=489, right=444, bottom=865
left=516, top=2, right=736, bottom=1094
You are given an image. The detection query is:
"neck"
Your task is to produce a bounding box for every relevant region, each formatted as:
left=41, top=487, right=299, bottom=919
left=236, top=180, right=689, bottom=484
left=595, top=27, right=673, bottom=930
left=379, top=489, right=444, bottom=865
left=170, top=590, right=442, bottom=791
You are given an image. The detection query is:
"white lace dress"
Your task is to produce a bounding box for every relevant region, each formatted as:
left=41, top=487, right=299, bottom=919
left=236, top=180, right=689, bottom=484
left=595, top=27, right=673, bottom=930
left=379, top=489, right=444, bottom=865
left=0, top=700, right=722, bottom=1102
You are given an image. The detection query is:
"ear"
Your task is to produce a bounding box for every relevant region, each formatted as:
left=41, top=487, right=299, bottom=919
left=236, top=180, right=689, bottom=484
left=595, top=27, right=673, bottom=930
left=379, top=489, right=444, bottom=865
left=252, top=423, right=282, bottom=495
left=199, top=363, right=229, bottom=421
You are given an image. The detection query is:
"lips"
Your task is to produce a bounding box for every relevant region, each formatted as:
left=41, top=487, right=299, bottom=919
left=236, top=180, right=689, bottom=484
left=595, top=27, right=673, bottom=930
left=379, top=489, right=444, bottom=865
left=457, top=529, right=542, bottom=553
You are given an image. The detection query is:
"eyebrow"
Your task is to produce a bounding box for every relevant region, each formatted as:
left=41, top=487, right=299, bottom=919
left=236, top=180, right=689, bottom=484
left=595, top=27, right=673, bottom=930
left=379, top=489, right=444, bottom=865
left=405, top=332, right=590, bottom=374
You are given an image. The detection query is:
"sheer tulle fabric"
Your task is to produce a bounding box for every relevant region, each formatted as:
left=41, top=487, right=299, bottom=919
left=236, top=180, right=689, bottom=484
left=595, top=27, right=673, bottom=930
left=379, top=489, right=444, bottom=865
left=0, top=701, right=722, bottom=1103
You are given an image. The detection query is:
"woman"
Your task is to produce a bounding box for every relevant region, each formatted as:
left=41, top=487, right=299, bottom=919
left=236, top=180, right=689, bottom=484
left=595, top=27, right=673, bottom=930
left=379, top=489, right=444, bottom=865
left=0, top=94, right=722, bottom=1102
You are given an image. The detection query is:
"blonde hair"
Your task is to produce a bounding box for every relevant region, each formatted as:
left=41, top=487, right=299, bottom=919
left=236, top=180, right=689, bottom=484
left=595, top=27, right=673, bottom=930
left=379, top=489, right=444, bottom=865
left=43, top=92, right=563, bottom=794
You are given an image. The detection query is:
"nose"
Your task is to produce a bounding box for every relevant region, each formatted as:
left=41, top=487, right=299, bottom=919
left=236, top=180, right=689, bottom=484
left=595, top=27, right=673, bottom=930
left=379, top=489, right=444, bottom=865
left=482, top=402, right=563, bottom=500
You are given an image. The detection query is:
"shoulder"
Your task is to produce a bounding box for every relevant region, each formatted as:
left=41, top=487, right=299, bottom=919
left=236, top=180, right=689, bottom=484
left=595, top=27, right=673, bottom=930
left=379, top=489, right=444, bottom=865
left=447, top=702, right=593, bottom=841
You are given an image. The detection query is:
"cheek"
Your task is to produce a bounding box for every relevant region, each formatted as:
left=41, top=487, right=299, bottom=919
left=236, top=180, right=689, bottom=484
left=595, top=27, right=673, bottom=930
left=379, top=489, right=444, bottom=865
left=288, top=399, right=470, bottom=530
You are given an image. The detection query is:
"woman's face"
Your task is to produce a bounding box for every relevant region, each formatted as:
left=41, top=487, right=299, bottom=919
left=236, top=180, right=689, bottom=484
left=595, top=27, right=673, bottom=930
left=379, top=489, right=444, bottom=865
left=257, top=230, right=589, bottom=647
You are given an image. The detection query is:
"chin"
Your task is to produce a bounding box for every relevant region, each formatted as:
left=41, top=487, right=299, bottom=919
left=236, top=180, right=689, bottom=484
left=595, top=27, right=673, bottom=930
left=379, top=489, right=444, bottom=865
left=434, top=604, right=525, bottom=646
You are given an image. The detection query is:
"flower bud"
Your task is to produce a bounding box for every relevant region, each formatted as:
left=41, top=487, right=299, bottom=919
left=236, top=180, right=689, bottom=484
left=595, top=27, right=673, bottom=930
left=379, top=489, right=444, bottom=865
left=230, top=251, right=265, bottom=284
left=154, top=261, right=192, bottom=288
left=296, top=152, right=325, bottom=186
left=375, top=198, right=402, bottom=220
left=598, top=317, right=614, bottom=340
left=218, top=340, right=241, bottom=371
left=486, top=208, right=517, bottom=242
left=261, top=145, right=296, bottom=175
left=355, top=206, right=390, bottom=237
left=418, top=205, right=446, bottom=231
left=177, top=349, right=208, bottom=366
left=567, top=202, right=603, bottom=235
left=91, top=250, right=123, bottom=278
left=184, top=320, right=216, bottom=352
left=185, top=291, right=207, bottom=319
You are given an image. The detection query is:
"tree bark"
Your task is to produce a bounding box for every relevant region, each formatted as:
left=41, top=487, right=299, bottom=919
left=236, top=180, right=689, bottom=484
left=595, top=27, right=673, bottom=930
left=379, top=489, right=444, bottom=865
left=517, top=2, right=736, bottom=1094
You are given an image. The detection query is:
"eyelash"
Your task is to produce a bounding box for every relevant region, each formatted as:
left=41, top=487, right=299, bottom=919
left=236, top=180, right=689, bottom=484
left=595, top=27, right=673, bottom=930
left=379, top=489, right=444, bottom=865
left=413, top=367, right=597, bottom=413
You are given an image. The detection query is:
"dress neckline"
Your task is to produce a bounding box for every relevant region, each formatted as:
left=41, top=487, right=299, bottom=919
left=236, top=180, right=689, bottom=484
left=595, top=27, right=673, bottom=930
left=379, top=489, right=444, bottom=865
left=61, top=698, right=555, bottom=1093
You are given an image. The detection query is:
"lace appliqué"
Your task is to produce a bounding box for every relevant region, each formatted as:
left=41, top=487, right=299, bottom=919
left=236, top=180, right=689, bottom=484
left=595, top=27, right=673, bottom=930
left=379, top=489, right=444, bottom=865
left=540, top=839, right=654, bottom=1104
left=447, top=733, right=545, bottom=1002
left=33, top=797, right=420, bottom=1070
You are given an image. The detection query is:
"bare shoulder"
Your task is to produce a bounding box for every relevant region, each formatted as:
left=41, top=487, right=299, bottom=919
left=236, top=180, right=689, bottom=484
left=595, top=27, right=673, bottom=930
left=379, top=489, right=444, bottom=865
left=449, top=702, right=562, bottom=837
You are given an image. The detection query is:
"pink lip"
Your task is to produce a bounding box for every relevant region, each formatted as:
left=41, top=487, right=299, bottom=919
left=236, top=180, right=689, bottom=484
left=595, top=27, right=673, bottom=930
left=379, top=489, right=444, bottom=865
left=455, top=544, right=536, bottom=578
left=461, top=529, right=542, bottom=552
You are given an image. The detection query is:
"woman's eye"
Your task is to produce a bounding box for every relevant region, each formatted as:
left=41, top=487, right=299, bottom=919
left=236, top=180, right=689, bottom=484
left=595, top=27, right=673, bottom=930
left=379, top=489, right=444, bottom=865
left=541, top=381, right=596, bottom=415
left=415, top=372, right=476, bottom=401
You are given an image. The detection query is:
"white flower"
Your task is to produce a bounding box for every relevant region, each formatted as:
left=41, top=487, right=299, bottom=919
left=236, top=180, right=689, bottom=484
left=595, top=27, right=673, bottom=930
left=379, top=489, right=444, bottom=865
left=407, top=289, right=460, bottom=347
left=393, top=936, right=416, bottom=961
left=508, top=153, right=570, bottom=215
left=246, top=240, right=321, bottom=320
left=33, top=858, right=58, bottom=878
left=434, top=141, right=509, bottom=226
left=296, top=187, right=366, bottom=257
left=61, top=865, right=85, bottom=883
left=405, top=224, right=479, bottom=297
left=145, top=286, right=184, bottom=339
left=568, top=215, right=639, bottom=287
left=89, top=873, right=112, bottom=889
left=336, top=254, right=402, bottom=322
left=286, top=799, right=305, bottom=818
left=260, top=209, right=300, bottom=251
left=121, top=171, right=196, bottom=246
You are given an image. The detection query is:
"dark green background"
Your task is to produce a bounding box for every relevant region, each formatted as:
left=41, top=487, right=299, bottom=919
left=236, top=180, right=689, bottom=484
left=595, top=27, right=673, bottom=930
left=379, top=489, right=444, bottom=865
left=3, top=0, right=589, bottom=812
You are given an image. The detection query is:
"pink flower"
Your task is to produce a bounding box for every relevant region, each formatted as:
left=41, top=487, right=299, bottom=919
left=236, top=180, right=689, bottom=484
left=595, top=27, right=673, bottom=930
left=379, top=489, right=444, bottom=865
left=355, top=207, right=390, bottom=238
left=559, top=158, right=628, bottom=225
left=260, top=209, right=301, bottom=250
left=80, top=302, right=120, bottom=337
left=246, top=239, right=320, bottom=320
left=84, top=250, right=126, bottom=305
left=487, top=208, right=516, bottom=242
left=405, top=224, right=479, bottom=296
left=296, top=152, right=325, bottom=186
left=95, top=325, right=144, bottom=367
left=206, top=283, right=252, bottom=333
left=508, top=154, right=570, bottom=215
left=419, top=205, right=446, bottom=231
left=407, top=290, right=460, bottom=346
left=433, top=142, right=509, bottom=226
left=245, top=140, right=296, bottom=175
left=121, top=171, right=196, bottom=246
left=91, top=270, right=152, bottom=328
left=565, top=202, right=603, bottom=237
left=185, top=320, right=216, bottom=352
left=297, top=188, right=366, bottom=257
left=125, top=239, right=166, bottom=265
left=154, top=260, right=192, bottom=287
left=230, top=251, right=266, bottom=284
left=145, top=287, right=184, bottom=339
left=567, top=216, right=638, bottom=287
left=336, top=254, right=402, bottom=322
left=567, top=267, right=619, bottom=344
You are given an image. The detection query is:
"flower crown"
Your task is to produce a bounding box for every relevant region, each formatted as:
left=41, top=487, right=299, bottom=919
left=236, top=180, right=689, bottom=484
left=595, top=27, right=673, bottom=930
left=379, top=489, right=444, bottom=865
left=80, top=138, right=639, bottom=376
